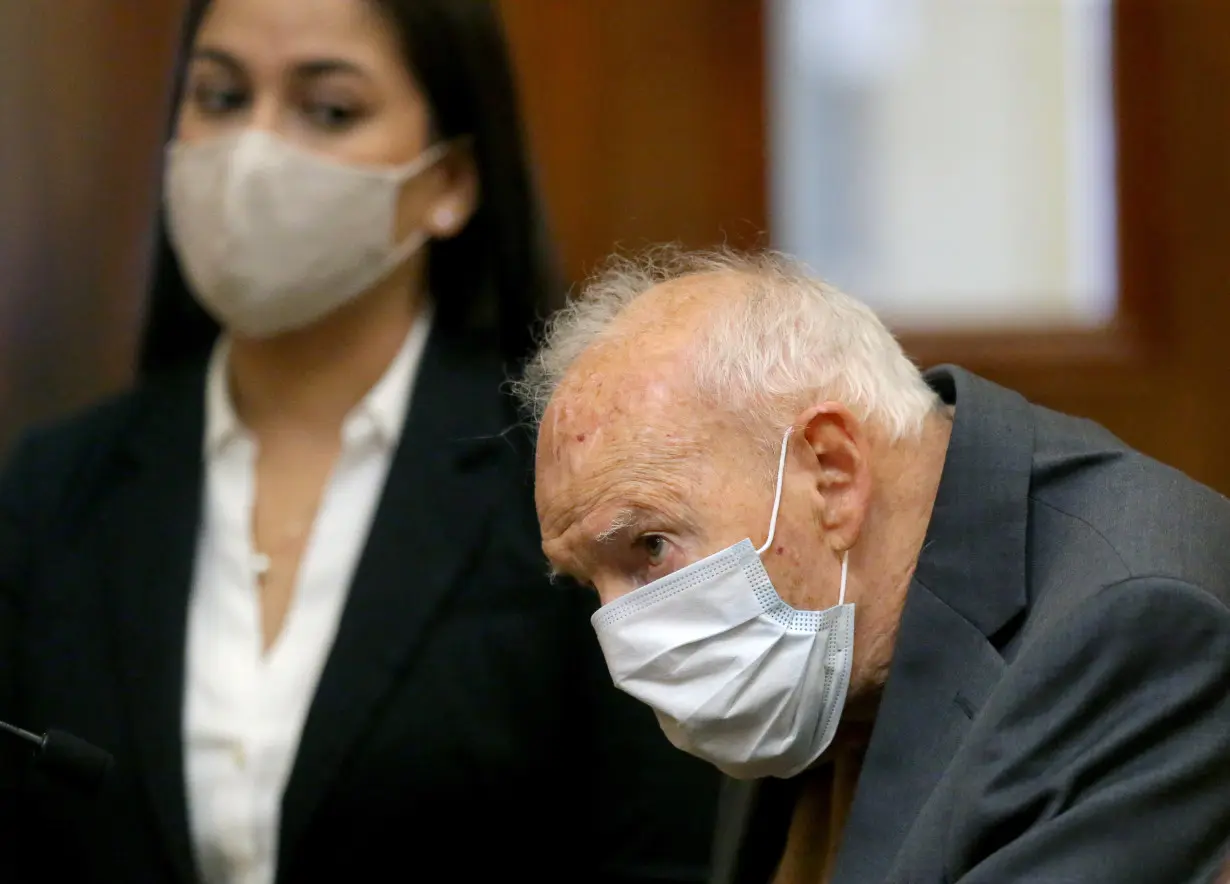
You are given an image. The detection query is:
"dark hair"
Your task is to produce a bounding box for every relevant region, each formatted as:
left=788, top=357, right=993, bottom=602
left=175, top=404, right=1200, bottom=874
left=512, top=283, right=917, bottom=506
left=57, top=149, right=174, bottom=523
left=138, top=0, right=561, bottom=376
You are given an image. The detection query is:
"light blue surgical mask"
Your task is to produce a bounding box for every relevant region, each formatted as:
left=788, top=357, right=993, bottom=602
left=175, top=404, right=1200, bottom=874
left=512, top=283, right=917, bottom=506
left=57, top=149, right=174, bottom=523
left=591, top=427, right=855, bottom=780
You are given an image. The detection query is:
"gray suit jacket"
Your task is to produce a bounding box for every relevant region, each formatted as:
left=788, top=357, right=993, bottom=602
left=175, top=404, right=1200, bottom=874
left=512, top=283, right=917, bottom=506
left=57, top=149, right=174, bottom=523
left=712, top=365, right=1230, bottom=884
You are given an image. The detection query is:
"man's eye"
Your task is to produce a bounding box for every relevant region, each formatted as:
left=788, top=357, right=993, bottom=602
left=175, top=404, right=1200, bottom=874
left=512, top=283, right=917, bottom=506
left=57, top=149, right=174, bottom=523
left=640, top=535, right=668, bottom=565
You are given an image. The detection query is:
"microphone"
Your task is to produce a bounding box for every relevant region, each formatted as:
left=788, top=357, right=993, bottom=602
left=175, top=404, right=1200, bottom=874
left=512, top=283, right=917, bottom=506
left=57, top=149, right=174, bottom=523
left=0, top=719, right=114, bottom=794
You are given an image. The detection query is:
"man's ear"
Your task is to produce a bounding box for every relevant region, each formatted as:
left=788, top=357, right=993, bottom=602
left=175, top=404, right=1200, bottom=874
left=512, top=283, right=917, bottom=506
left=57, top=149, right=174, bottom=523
left=796, top=402, right=872, bottom=552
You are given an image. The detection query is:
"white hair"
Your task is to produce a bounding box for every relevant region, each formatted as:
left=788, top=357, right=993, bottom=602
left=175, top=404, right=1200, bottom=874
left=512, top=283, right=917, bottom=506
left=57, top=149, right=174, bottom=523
left=513, top=246, right=939, bottom=450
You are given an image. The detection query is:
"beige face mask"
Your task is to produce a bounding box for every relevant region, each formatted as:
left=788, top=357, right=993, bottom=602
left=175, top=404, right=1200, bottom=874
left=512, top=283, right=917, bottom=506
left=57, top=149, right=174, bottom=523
left=164, top=129, right=447, bottom=339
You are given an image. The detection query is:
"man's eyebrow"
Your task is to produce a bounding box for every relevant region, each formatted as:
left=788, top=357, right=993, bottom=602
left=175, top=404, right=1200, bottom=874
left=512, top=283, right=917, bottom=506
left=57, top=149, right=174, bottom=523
left=594, top=507, right=641, bottom=544
left=542, top=507, right=653, bottom=584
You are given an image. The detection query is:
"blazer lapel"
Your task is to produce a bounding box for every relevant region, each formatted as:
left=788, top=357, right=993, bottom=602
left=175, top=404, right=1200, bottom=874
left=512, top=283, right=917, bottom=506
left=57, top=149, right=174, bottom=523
left=714, top=601, right=1005, bottom=884
left=831, top=366, right=1037, bottom=884
left=829, top=585, right=1005, bottom=883
left=100, top=370, right=207, bottom=884
left=278, top=332, right=515, bottom=865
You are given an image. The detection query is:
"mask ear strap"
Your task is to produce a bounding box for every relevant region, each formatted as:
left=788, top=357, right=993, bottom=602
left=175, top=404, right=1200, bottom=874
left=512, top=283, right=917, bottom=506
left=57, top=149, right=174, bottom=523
left=756, top=427, right=795, bottom=555
left=388, top=142, right=454, bottom=254
left=392, top=140, right=450, bottom=183
left=838, top=550, right=849, bottom=605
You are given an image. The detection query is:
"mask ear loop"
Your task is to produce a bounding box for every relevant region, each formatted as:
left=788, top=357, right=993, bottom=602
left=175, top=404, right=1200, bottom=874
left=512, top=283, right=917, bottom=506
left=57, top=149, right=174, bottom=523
left=755, top=427, right=852, bottom=607
left=756, top=427, right=795, bottom=556
left=390, top=140, right=451, bottom=183
left=384, top=142, right=453, bottom=261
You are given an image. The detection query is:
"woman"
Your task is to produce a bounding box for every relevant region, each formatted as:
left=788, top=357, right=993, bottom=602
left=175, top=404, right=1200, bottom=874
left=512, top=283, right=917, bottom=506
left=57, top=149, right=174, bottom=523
left=0, top=1, right=719, bottom=882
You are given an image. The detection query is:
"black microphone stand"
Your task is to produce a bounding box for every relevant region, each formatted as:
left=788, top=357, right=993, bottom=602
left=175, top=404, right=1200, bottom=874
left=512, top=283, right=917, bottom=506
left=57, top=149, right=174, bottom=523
left=0, top=720, right=114, bottom=794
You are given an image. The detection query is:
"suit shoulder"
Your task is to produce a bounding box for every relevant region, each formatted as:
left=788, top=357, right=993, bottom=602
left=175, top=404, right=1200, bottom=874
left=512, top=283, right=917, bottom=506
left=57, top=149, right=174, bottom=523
left=12, top=390, right=138, bottom=457
left=2, top=390, right=137, bottom=490
left=1081, top=575, right=1230, bottom=641
left=0, top=370, right=202, bottom=519
left=1025, top=404, right=1230, bottom=598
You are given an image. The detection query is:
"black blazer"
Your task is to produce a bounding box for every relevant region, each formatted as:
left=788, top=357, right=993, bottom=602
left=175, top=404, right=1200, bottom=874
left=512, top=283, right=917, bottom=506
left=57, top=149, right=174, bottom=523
left=712, top=367, right=1230, bottom=884
left=0, top=328, right=720, bottom=883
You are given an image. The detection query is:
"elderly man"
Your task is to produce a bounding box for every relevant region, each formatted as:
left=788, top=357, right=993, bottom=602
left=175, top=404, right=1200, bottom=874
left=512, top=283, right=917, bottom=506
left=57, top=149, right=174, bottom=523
left=516, top=247, right=1230, bottom=884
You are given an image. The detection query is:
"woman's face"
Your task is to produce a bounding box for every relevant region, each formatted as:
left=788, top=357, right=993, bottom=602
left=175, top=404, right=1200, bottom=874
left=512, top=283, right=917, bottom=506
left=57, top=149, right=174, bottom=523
left=177, top=0, right=474, bottom=238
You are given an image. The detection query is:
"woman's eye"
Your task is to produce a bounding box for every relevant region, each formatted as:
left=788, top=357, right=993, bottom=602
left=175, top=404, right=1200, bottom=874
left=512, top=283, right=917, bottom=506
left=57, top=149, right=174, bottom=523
left=304, top=102, right=360, bottom=131
left=191, top=83, right=246, bottom=116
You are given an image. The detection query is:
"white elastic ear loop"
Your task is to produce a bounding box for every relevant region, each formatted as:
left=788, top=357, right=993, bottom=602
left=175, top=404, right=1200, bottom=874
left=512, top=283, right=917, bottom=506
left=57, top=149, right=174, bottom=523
left=756, top=427, right=795, bottom=555
left=838, top=549, right=849, bottom=605
left=391, top=140, right=450, bottom=183
left=385, top=142, right=452, bottom=258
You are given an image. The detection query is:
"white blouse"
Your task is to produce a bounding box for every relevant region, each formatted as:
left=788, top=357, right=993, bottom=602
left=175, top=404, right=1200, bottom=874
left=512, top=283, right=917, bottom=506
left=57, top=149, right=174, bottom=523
left=182, top=316, right=430, bottom=884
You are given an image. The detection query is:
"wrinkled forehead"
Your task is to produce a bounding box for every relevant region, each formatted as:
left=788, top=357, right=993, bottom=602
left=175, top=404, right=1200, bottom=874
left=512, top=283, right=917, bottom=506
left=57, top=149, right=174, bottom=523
left=542, top=336, right=685, bottom=438
left=537, top=373, right=680, bottom=473
left=534, top=360, right=704, bottom=512
left=531, top=283, right=750, bottom=513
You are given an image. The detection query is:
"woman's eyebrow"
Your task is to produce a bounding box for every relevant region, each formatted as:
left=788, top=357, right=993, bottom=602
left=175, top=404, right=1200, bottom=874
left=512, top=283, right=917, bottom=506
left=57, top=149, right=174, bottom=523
left=295, top=58, right=368, bottom=79
left=191, top=47, right=242, bottom=72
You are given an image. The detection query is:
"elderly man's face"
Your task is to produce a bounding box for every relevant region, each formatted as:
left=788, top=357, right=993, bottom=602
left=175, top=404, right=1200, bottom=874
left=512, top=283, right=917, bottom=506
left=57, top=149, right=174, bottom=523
left=535, top=338, right=844, bottom=612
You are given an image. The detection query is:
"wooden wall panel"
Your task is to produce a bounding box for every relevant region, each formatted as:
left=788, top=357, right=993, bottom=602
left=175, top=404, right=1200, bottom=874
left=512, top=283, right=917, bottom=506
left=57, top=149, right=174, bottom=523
left=3, top=2, right=1224, bottom=496
left=899, top=0, right=1230, bottom=495
left=500, top=1, right=1230, bottom=495
left=0, top=2, right=184, bottom=453
left=499, top=0, right=767, bottom=286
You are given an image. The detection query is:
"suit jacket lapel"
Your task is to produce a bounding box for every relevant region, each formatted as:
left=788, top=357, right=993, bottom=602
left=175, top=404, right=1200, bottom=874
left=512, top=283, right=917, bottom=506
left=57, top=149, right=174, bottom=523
left=101, top=369, right=207, bottom=884
left=829, top=584, right=1005, bottom=883
left=831, top=366, right=1037, bottom=883
left=278, top=331, right=515, bottom=865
